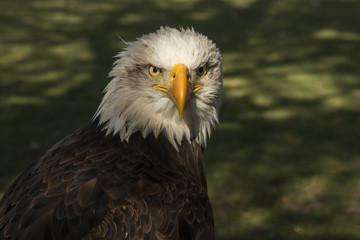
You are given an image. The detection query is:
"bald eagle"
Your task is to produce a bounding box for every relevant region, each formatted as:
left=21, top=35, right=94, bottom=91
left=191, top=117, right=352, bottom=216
left=0, top=27, right=222, bottom=240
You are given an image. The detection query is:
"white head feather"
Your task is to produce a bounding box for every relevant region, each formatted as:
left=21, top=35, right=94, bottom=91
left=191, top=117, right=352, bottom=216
left=94, top=27, right=222, bottom=150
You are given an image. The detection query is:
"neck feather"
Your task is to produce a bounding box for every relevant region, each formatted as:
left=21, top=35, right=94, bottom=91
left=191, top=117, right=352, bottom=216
left=93, top=80, right=219, bottom=151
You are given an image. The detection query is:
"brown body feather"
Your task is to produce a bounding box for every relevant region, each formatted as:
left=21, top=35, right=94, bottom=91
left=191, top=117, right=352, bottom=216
left=0, top=119, right=214, bottom=239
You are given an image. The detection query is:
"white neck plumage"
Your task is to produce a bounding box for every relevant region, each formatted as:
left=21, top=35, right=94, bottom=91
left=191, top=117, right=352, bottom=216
left=93, top=75, right=219, bottom=151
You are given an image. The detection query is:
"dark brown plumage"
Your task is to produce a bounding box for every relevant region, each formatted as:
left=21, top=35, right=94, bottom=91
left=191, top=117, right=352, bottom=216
left=0, top=119, right=214, bottom=239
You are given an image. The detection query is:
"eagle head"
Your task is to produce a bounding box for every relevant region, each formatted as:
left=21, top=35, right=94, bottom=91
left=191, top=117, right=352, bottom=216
left=95, top=26, right=223, bottom=150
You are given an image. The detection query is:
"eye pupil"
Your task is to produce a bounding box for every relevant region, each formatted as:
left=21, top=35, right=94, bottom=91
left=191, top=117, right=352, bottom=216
left=149, top=65, right=161, bottom=77
left=197, top=66, right=207, bottom=76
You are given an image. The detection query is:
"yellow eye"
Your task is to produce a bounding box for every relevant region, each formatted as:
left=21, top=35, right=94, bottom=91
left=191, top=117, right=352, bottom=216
left=149, top=65, right=162, bottom=77
left=197, top=65, right=207, bottom=77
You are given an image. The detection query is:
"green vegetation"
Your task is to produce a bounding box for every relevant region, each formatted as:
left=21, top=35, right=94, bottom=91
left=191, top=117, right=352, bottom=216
left=1, top=0, right=360, bottom=239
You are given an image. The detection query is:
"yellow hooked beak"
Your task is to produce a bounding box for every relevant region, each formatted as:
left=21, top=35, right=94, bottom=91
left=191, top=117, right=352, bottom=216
left=153, top=63, right=191, bottom=117
left=169, top=64, right=190, bottom=117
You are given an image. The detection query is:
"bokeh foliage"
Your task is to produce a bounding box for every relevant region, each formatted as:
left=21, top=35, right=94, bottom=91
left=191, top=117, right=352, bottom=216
left=1, top=0, right=360, bottom=239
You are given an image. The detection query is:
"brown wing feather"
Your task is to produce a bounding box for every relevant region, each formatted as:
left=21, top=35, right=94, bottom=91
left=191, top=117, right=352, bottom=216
left=0, top=120, right=214, bottom=240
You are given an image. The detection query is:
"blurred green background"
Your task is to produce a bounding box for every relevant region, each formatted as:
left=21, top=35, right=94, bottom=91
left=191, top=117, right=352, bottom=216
left=1, top=0, right=360, bottom=239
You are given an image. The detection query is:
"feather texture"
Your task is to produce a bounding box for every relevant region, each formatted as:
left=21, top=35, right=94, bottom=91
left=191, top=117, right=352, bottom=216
left=0, top=120, right=214, bottom=239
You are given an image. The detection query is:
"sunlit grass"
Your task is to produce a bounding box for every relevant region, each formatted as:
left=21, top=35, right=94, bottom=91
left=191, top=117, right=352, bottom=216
left=314, top=28, right=360, bottom=41
left=223, top=0, right=259, bottom=8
